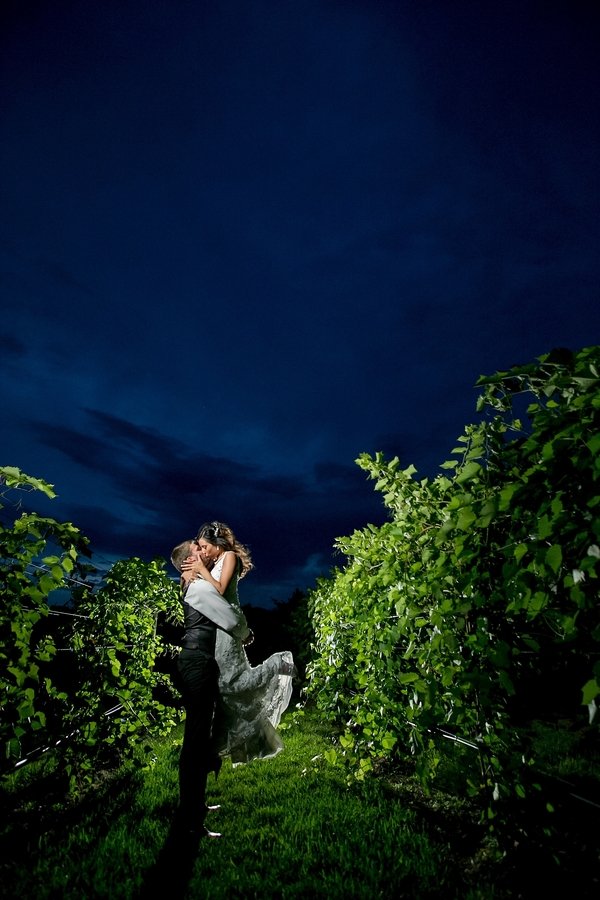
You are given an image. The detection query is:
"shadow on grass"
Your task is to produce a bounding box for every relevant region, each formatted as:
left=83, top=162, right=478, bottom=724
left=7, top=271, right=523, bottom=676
left=1, top=765, right=139, bottom=854
left=377, top=752, right=600, bottom=899
left=0, top=765, right=143, bottom=898
left=138, top=819, right=204, bottom=900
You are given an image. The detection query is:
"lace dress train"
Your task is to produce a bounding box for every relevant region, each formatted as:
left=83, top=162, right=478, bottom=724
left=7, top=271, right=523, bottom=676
left=213, top=630, right=294, bottom=765
left=209, top=553, right=295, bottom=765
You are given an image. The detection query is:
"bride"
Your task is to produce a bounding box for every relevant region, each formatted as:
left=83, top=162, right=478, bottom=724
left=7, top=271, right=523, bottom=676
left=180, top=521, right=296, bottom=765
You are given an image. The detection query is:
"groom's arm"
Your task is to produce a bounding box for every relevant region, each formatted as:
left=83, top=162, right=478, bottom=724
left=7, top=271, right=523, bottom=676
left=184, top=578, right=251, bottom=641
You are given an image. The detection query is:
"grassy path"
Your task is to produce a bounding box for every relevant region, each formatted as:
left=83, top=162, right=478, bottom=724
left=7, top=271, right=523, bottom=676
left=2, top=709, right=597, bottom=898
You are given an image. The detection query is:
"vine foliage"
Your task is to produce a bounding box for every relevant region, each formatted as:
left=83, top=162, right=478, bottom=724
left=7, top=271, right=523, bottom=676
left=1, top=467, right=90, bottom=773
left=65, top=557, right=182, bottom=785
left=306, top=346, right=600, bottom=804
left=1, top=466, right=182, bottom=791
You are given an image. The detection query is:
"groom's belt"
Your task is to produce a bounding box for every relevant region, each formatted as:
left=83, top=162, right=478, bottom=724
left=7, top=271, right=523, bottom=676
left=180, top=635, right=214, bottom=652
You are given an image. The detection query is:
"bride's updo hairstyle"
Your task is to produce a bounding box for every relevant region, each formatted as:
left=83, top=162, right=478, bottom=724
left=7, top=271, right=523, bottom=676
left=196, top=521, right=254, bottom=579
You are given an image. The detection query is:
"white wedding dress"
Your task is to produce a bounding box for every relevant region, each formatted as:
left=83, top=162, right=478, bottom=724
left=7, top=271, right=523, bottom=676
left=211, top=553, right=295, bottom=765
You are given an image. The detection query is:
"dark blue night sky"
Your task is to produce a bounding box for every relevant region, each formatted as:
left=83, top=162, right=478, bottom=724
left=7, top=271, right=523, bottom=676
left=2, top=0, right=599, bottom=605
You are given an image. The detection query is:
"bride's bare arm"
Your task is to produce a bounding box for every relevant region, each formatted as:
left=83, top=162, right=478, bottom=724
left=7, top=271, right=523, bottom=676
left=199, top=550, right=237, bottom=595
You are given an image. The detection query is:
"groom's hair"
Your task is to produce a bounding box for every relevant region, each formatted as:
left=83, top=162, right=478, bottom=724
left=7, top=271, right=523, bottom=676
left=170, top=539, right=193, bottom=573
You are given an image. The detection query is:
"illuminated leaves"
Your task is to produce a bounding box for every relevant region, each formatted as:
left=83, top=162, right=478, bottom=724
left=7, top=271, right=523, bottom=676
left=1, top=473, right=92, bottom=775
left=1, top=469, right=181, bottom=792
left=307, top=345, right=600, bottom=803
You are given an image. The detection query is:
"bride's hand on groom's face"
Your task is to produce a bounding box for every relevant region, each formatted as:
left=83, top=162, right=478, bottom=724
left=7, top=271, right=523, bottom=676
left=181, top=555, right=210, bottom=580
left=181, top=555, right=202, bottom=581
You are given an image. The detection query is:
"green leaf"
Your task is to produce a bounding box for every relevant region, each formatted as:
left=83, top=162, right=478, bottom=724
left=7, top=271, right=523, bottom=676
left=545, top=544, right=562, bottom=574
left=39, top=575, right=56, bottom=595
left=456, top=507, right=477, bottom=531
left=537, top=515, right=552, bottom=540
left=541, top=440, right=555, bottom=460
left=498, top=483, right=518, bottom=511
left=514, top=543, right=528, bottom=563
left=582, top=679, right=599, bottom=705
left=586, top=433, right=600, bottom=455
left=398, top=672, right=420, bottom=684
left=440, top=459, right=458, bottom=469
left=456, top=461, right=481, bottom=484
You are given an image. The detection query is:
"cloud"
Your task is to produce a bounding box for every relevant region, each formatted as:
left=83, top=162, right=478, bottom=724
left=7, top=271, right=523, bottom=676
left=25, top=406, right=387, bottom=600
left=4, top=0, right=599, bottom=608
left=35, top=257, right=94, bottom=298
left=0, top=333, right=27, bottom=363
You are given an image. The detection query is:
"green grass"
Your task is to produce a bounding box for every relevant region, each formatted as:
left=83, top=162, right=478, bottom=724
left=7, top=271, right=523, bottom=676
left=1, top=709, right=599, bottom=899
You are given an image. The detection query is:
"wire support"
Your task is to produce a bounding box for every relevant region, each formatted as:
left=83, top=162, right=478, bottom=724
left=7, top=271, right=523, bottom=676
left=12, top=703, right=124, bottom=771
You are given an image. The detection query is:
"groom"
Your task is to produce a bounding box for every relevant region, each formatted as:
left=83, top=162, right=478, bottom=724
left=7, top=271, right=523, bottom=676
left=170, top=540, right=251, bottom=837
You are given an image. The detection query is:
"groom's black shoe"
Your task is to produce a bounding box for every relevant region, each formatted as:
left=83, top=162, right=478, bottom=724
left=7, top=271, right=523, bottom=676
left=174, top=814, right=222, bottom=839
